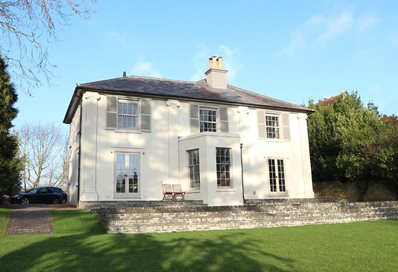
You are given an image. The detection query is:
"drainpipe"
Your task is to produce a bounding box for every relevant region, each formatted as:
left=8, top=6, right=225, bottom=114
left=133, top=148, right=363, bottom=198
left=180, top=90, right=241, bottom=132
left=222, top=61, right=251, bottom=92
left=240, top=143, right=245, bottom=203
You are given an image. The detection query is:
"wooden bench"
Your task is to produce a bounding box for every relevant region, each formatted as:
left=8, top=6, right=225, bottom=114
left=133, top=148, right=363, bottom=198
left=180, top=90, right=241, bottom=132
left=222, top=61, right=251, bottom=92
left=162, top=184, right=185, bottom=201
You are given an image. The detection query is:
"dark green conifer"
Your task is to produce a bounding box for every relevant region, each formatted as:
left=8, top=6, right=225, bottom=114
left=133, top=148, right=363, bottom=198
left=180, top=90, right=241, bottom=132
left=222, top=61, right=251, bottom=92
left=0, top=57, right=21, bottom=201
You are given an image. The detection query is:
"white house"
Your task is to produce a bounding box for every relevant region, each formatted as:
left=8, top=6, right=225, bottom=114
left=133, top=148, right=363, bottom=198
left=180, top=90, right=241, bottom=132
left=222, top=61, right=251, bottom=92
left=64, top=56, right=314, bottom=207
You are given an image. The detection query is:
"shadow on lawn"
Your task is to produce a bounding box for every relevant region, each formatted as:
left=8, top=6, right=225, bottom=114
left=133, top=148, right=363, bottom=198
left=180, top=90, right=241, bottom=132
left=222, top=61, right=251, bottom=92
left=0, top=228, right=295, bottom=271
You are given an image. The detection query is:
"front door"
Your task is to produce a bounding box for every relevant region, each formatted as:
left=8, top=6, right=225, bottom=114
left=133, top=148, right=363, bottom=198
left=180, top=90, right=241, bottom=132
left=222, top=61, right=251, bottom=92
left=115, top=153, right=140, bottom=197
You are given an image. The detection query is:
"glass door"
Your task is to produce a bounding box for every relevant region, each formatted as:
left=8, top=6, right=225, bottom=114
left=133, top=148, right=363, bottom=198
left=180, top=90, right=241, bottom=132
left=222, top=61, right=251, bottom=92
left=115, top=153, right=140, bottom=197
left=268, top=158, right=286, bottom=193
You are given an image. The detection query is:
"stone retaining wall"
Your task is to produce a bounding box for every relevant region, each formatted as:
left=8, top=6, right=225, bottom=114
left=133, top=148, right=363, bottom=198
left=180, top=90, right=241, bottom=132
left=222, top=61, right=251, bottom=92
left=84, top=200, right=398, bottom=233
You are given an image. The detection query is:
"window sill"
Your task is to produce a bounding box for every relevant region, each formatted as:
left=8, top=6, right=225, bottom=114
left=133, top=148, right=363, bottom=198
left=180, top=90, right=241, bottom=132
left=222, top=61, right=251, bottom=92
left=259, top=137, right=284, bottom=142
left=267, top=192, right=288, bottom=197
left=216, top=188, right=235, bottom=192
left=187, top=189, right=200, bottom=194
left=106, top=128, right=143, bottom=134
left=114, top=194, right=141, bottom=199
left=180, top=132, right=240, bottom=141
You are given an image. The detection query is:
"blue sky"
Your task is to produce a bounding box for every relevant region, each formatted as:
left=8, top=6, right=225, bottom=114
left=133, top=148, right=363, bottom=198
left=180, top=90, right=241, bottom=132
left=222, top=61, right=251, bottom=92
left=13, top=0, right=398, bottom=132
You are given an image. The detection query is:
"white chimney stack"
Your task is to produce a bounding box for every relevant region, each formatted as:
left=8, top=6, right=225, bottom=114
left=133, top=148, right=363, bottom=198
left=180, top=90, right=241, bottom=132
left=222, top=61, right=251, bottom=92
left=205, top=56, right=228, bottom=89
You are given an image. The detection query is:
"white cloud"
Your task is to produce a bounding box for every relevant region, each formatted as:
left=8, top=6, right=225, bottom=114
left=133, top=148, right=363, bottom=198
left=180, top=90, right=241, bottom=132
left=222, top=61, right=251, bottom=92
left=280, top=10, right=378, bottom=56
left=218, top=45, right=242, bottom=82
left=310, top=11, right=354, bottom=45
left=190, top=44, right=242, bottom=83
left=131, top=62, right=162, bottom=78
left=281, top=31, right=308, bottom=54
left=191, top=43, right=210, bottom=81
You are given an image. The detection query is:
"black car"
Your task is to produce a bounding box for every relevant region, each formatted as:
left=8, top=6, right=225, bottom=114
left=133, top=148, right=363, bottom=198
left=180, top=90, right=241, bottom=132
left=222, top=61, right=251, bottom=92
left=11, top=186, right=67, bottom=205
left=47, top=187, right=68, bottom=203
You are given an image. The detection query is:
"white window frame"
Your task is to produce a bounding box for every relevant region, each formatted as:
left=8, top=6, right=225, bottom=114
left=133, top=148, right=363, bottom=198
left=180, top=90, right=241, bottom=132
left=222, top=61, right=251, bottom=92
left=199, top=106, right=218, bottom=132
left=216, top=147, right=232, bottom=188
left=117, top=99, right=140, bottom=130
left=267, top=158, right=287, bottom=195
left=258, top=110, right=291, bottom=141
left=265, top=114, right=280, bottom=139
left=114, top=152, right=141, bottom=198
left=187, top=149, right=200, bottom=190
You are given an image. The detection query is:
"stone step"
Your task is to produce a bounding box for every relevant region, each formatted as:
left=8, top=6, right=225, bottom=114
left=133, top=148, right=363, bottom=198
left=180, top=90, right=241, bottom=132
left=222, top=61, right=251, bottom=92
left=98, top=208, right=398, bottom=218
left=90, top=200, right=398, bottom=233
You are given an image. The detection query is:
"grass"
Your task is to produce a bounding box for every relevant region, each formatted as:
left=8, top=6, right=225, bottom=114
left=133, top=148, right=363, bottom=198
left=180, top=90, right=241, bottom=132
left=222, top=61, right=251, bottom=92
left=0, top=209, right=397, bottom=272
left=0, top=208, right=12, bottom=234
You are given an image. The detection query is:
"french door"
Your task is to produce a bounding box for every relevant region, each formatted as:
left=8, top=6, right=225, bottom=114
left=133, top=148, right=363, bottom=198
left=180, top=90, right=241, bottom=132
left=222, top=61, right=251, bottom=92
left=115, top=153, right=140, bottom=197
left=268, top=158, right=286, bottom=193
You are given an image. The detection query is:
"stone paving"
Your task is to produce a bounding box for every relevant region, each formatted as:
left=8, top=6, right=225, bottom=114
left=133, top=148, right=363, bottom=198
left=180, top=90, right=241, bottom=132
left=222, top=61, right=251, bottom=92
left=7, top=204, right=53, bottom=235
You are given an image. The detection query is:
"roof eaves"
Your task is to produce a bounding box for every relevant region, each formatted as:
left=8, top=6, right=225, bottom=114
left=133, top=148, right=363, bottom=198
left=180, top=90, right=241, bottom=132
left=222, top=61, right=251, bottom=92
left=76, top=86, right=313, bottom=113
left=63, top=87, right=83, bottom=124
left=227, top=84, right=313, bottom=113
left=79, top=75, right=198, bottom=88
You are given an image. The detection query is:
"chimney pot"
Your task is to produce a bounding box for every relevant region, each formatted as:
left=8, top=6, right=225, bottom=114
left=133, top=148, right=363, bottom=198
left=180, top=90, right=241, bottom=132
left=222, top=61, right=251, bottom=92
left=209, top=56, right=218, bottom=68
left=216, top=57, right=223, bottom=68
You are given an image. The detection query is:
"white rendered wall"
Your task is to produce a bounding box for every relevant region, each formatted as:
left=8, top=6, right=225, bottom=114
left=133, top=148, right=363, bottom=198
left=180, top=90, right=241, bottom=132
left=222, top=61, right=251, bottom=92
left=237, top=109, right=314, bottom=200
left=66, top=105, right=80, bottom=206
left=71, top=90, right=314, bottom=206
left=179, top=133, right=243, bottom=206
left=80, top=92, right=175, bottom=201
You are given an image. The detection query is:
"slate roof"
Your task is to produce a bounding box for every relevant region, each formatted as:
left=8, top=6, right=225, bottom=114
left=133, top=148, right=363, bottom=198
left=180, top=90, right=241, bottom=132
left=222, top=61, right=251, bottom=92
left=64, top=75, right=312, bottom=123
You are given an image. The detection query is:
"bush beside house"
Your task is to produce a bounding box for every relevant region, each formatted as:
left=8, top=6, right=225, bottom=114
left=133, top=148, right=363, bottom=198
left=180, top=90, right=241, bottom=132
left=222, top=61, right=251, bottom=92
left=308, top=91, right=398, bottom=201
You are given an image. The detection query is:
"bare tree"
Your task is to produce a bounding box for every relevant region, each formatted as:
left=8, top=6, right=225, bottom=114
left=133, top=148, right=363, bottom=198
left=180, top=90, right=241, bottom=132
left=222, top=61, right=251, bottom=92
left=18, top=125, right=31, bottom=190
left=0, top=0, right=95, bottom=93
left=18, top=122, right=67, bottom=188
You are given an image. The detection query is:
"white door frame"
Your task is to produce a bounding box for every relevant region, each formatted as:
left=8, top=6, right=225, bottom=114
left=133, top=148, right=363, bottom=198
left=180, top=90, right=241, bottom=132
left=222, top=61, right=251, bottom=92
left=114, top=152, right=141, bottom=198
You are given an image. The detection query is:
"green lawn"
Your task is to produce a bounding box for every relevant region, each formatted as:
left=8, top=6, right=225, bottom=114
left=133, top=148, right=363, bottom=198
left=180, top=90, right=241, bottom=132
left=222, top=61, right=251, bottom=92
left=0, top=209, right=397, bottom=272
left=0, top=208, right=12, bottom=234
